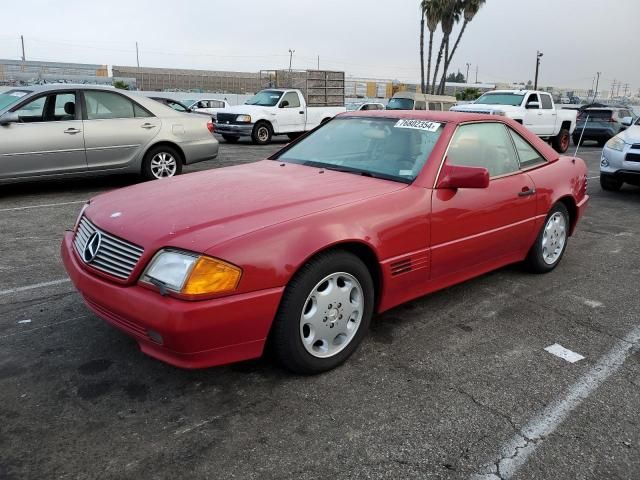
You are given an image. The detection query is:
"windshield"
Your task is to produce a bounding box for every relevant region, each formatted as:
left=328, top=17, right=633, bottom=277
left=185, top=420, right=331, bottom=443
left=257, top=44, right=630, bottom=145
left=474, top=93, right=525, bottom=106
left=346, top=103, right=362, bottom=111
left=245, top=90, right=283, bottom=106
left=0, top=90, right=32, bottom=111
left=275, top=117, right=444, bottom=183
left=386, top=98, right=414, bottom=110
left=168, top=101, right=188, bottom=112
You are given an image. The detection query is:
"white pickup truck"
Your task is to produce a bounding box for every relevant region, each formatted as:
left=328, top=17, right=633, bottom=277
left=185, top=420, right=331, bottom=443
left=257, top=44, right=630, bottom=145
left=215, top=70, right=346, bottom=145
left=451, top=90, right=577, bottom=153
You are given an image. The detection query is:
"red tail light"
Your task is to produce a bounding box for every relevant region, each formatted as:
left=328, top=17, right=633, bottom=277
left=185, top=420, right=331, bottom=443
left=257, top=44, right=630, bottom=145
left=207, top=121, right=215, bottom=133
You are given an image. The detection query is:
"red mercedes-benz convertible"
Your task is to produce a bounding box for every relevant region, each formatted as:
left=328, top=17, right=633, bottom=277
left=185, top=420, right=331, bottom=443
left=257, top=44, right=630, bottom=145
left=62, top=111, right=589, bottom=373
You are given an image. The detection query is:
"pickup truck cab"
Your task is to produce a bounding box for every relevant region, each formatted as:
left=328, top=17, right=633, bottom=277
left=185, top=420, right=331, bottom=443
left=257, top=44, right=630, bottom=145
left=451, top=90, right=577, bottom=153
left=215, top=89, right=345, bottom=144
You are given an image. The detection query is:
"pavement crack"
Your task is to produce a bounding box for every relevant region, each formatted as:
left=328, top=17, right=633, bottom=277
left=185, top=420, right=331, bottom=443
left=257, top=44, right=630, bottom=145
left=457, top=387, right=520, bottom=434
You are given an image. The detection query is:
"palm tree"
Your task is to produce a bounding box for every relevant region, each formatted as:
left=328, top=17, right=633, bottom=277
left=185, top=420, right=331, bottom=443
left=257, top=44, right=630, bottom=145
left=420, top=9, right=425, bottom=93
left=438, top=0, right=486, bottom=93
left=422, top=0, right=445, bottom=95
left=431, top=0, right=460, bottom=94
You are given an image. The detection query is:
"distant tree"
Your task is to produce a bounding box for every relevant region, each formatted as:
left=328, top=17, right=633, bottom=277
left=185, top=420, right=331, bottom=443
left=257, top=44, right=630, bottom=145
left=455, top=87, right=481, bottom=100
left=526, top=80, right=533, bottom=89
left=113, top=80, right=129, bottom=90
left=431, top=0, right=460, bottom=94
left=421, top=0, right=447, bottom=94
left=446, top=71, right=465, bottom=83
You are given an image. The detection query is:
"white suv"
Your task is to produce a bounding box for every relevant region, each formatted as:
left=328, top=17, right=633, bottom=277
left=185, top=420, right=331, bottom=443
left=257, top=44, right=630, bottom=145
left=600, top=117, right=640, bottom=191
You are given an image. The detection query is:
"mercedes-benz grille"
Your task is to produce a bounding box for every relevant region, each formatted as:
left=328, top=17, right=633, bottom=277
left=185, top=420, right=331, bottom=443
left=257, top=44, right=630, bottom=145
left=74, top=216, right=144, bottom=280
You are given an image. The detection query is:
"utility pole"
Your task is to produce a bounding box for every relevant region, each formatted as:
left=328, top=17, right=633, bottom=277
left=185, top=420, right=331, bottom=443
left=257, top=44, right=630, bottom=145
left=616, top=82, right=622, bottom=98
left=466, top=63, right=471, bottom=83
left=623, top=83, right=629, bottom=97
left=610, top=80, right=616, bottom=99
left=288, top=49, right=295, bottom=72
left=475, top=65, right=478, bottom=83
left=317, top=55, right=320, bottom=70
left=136, top=42, right=140, bottom=68
left=593, top=71, right=601, bottom=102
left=534, top=51, right=543, bottom=90
left=20, top=35, right=26, bottom=62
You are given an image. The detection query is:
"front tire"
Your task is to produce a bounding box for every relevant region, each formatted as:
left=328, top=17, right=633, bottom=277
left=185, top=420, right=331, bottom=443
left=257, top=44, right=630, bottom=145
left=142, top=145, right=182, bottom=181
left=552, top=128, right=570, bottom=153
left=271, top=251, right=374, bottom=374
left=251, top=122, right=273, bottom=145
left=525, top=203, right=570, bottom=274
left=600, top=174, right=623, bottom=191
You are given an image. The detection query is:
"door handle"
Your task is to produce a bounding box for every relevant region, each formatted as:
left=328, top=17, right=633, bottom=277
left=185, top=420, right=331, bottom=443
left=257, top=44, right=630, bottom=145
left=64, top=128, right=81, bottom=134
left=299, top=111, right=305, bottom=114
left=141, top=123, right=157, bottom=129
left=518, top=187, right=536, bottom=197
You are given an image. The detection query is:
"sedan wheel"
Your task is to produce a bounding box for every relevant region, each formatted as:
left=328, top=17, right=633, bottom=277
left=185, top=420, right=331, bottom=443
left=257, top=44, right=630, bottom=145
left=150, top=152, right=178, bottom=179
left=271, top=251, right=374, bottom=374
left=299, top=272, right=364, bottom=358
left=525, top=203, right=570, bottom=273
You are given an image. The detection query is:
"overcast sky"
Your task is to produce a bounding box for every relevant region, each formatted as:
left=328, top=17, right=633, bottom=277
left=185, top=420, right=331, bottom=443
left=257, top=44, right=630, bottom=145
left=1, top=0, right=638, bottom=93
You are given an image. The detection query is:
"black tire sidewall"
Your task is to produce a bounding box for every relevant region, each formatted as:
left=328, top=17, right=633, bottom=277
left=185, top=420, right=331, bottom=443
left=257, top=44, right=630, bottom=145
left=142, top=145, right=182, bottom=181
left=272, top=251, right=375, bottom=374
left=251, top=122, right=272, bottom=145
left=526, top=203, right=570, bottom=273
left=553, top=129, right=570, bottom=153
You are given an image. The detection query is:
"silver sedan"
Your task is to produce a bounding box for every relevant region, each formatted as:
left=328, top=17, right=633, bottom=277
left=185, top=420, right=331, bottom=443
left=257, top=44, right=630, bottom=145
left=0, top=85, right=219, bottom=184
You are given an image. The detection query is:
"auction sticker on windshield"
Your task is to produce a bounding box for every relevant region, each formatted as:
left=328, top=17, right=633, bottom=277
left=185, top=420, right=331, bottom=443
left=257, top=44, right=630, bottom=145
left=394, top=119, right=441, bottom=132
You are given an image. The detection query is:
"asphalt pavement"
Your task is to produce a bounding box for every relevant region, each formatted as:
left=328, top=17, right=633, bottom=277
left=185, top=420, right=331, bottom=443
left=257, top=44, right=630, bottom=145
left=0, top=138, right=638, bottom=480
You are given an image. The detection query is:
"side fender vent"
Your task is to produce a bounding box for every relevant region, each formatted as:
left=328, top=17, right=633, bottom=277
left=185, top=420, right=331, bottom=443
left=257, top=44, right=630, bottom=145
left=391, top=259, right=413, bottom=276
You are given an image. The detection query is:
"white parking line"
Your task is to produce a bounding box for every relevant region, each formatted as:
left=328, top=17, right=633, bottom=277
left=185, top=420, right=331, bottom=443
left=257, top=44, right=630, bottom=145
left=0, top=200, right=86, bottom=213
left=0, top=278, right=71, bottom=296
left=544, top=344, right=585, bottom=363
left=473, top=323, right=640, bottom=480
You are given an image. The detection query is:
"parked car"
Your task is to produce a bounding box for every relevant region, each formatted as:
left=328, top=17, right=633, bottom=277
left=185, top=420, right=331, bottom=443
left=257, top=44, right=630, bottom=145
left=573, top=106, right=635, bottom=147
left=346, top=102, right=386, bottom=111
left=600, top=117, right=640, bottom=191
left=216, top=69, right=346, bottom=144
left=183, top=98, right=230, bottom=121
left=149, top=97, right=192, bottom=113
left=451, top=90, right=577, bottom=153
left=62, top=111, right=589, bottom=374
left=386, top=92, right=456, bottom=112
left=0, top=85, right=218, bottom=183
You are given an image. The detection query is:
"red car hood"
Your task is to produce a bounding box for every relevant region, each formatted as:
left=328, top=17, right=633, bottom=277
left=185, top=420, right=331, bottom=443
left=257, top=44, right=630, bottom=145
left=85, top=160, right=406, bottom=252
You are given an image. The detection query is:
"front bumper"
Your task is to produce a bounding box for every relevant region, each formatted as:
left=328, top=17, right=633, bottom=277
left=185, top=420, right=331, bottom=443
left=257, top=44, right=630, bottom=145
left=214, top=123, right=253, bottom=137
left=600, top=145, right=640, bottom=184
left=61, top=232, right=284, bottom=369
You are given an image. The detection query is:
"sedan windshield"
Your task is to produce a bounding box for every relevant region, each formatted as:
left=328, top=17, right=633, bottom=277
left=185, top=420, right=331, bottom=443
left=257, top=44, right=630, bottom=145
left=474, top=93, right=525, bottom=106
left=386, top=98, right=414, bottom=110
left=245, top=90, right=283, bottom=106
left=0, top=90, right=32, bottom=111
left=275, top=117, right=444, bottom=183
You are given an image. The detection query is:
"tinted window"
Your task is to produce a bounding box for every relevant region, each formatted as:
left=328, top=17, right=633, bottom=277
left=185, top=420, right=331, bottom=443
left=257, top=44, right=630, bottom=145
left=15, top=96, right=46, bottom=122
left=509, top=130, right=545, bottom=168
left=526, top=94, right=540, bottom=108
left=415, top=101, right=426, bottom=110
left=540, top=94, right=553, bottom=109
left=85, top=91, right=149, bottom=120
left=474, top=93, right=524, bottom=106
left=0, top=90, right=32, bottom=110
left=386, top=98, right=414, bottom=110
left=277, top=117, right=444, bottom=183
left=448, top=123, right=519, bottom=177
left=428, top=102, right=443, bottom=111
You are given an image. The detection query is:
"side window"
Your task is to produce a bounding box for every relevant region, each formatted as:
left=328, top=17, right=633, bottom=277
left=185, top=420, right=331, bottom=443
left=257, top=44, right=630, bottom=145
left=133, top=103, right=152, bottom=118
left=15, top=96, right=46, bottom=122
left=526, top=94, right=540, bottom=108
left=509, top=129, right=546, bottom=168
left=53, top=93, right=77, bottom=120
left=212, top=100, right=225, bottom=109
left=415, top=101, right=426, bottom=111
left=428, top=102, right=443, bottom=111
left=447, top=123, right=520, bottom=177
left=540, top=94, right=553, bottom=109
left=281, top=92, right=300, bottom=108
left=84, top=91, right=148, bottom=120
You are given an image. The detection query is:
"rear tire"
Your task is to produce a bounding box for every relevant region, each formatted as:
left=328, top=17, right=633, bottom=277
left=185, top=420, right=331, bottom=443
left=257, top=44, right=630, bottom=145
left=552, top=128, right=570, bottom=153
left=251, top=122, right=273, bottom=145
left=525, top=203, right=570, bottom=274
left=600, top=174, right=623, bottom=191
left=222, top=135, right=240, bottom=144
left=271, top=251, right=374, bottom=374
left=142, top=145, right=182, bottom=181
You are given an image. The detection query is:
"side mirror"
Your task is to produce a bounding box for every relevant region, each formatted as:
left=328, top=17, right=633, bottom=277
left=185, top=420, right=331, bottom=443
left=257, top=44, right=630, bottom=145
left=621, top=116, right=633, bottom=127
left=437, top=163, right=490, bottom=190
left=0, top=111, right=20, bottom=126
left=526, top=102, right=540, bottom=110
left=280, top=100, right=289, bottom=108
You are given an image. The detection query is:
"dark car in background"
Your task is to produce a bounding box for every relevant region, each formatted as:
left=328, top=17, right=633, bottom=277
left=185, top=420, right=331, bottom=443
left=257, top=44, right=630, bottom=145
left=149, top=97, right=192, bottom=113
left=573, top=106, right=635, bottom=146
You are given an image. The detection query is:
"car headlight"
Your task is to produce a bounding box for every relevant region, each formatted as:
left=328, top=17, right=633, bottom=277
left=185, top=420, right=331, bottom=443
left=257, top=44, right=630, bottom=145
left=74, top=202, right=90, bottom=231
left=235, top=115, right=251, bottom=123
left=605, top=136, right=625, bottom=152
left=142, top=250, right=242, bottom=296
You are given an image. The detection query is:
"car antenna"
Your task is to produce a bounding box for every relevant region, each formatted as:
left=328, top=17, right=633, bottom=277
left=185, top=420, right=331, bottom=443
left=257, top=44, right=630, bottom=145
left=573, top=114, right=590, bottom=158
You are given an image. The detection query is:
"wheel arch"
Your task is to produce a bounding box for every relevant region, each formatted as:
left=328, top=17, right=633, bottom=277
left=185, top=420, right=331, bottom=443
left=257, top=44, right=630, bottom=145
left=556, top=195, right=578, bottom=235
left=142, top=141, right=186, bottom=166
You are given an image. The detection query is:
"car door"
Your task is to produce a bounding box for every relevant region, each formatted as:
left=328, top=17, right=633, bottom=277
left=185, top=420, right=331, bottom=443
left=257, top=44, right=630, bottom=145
left=277, top=91, right=305, bottom=132
left=539, top=94, right=556, bottom=136
left=430, top=122, right=538, bottom=279
left=0, top=90, right=87, bottom=180
left=523, top=93, right=544, bottom=134
left=81, top=90, right=160, bottom=170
